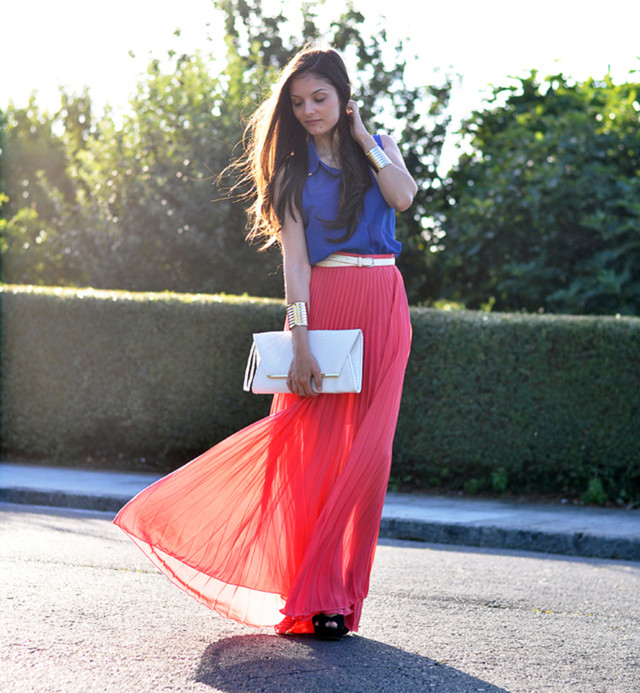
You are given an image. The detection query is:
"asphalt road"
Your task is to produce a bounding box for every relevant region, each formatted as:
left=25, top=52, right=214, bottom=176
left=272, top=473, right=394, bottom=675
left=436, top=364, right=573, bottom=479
left=1, top=503, right=639, bottom=693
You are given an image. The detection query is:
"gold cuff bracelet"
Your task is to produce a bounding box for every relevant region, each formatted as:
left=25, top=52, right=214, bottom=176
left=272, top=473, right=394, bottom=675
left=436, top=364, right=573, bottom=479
left=366, top=145, right=392, bottom=173
left=287, top=301, right=308, bottom=329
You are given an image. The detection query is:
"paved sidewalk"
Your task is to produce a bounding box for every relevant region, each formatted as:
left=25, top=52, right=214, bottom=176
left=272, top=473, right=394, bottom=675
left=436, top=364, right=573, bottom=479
left=1, top=462, right=639, bottom=561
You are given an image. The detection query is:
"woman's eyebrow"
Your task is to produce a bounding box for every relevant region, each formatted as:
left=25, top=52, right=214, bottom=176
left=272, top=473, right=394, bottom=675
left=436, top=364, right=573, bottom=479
left=290, top=88, right=330, bottom=99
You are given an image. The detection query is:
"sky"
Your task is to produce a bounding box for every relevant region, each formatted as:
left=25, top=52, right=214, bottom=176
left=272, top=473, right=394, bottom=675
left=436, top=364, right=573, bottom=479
left=3, top=0, right=639, bottom=133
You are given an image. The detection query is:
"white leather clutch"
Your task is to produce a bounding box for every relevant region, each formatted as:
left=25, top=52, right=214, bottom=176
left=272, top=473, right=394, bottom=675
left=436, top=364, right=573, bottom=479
left=243, top=329, right=363, bottom=394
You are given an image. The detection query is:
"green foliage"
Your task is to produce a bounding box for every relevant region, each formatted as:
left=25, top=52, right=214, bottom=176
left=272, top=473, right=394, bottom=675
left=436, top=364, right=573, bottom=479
left=0, top=285, right=283, bottom=467
left=491, top=466, right=508, bottom=494
left=0, top=57, right=284, bottom=294
left=0, top=95, right=108, bottom=287
left=2, top=96, right=77, bottom=221
left=2, top=285, right=639, bottom=504
left=72, top=51, right=283, bottom=295
left=393, top=307, right=640, bottom=504
left=436, top=72, right=640, bottom=316
left=581, top=477, right=608, bottom=506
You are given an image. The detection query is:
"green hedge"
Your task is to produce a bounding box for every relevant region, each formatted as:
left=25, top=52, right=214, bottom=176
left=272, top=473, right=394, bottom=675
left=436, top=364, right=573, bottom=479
left=2, top=285, right=639, bottom=503
left=396, top=309, right=640, bottom=504
left=0, top=286, right=281, bottom=468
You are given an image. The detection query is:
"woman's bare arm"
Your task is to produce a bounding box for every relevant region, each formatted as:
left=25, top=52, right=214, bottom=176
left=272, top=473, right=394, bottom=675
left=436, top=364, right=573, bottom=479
left=347, top=100, right=418, bottom=211
left=278, top=186, right=323, bottom=397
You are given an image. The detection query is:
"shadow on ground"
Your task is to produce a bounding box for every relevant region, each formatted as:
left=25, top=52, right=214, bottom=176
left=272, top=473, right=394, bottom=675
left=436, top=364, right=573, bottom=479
left=195, top=633, right=507, bottom=693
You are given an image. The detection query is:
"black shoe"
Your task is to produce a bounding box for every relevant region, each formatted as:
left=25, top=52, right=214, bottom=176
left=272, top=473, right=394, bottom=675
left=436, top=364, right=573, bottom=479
left=312, top=613, right=349, bottom=641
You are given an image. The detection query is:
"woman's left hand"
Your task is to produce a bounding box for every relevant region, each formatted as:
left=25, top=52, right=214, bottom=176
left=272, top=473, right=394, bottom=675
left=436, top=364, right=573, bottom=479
left=347, top=100, right=418, bottom=212
left=346, top=100, right=369, bottom=144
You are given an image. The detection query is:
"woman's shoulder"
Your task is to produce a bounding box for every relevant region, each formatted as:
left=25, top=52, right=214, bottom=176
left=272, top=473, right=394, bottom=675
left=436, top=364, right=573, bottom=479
left=376, top=133, right=400, bottom=152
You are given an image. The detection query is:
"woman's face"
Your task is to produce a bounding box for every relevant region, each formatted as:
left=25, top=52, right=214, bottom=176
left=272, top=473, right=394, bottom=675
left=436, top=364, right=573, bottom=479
left=289, top=72, right=342, bottom=140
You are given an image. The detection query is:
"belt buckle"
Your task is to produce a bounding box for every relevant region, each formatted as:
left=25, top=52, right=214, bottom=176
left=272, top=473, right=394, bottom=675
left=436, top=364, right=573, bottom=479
left=357, top=256, right=374, bottom=268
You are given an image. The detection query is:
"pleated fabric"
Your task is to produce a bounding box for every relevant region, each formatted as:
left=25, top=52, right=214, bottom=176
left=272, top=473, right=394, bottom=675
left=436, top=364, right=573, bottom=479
left=113, top=260, right=411, bottom=633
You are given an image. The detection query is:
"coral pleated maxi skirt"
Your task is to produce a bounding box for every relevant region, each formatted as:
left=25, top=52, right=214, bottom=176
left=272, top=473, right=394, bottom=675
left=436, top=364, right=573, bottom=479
left=114, top=259, right=412, bottom=633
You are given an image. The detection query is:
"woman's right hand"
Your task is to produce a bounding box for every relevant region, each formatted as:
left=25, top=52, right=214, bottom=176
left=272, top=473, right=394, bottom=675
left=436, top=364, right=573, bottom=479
left=276, top=166, right=320, bottom=397
left=287, top=346, right=323, bottom=397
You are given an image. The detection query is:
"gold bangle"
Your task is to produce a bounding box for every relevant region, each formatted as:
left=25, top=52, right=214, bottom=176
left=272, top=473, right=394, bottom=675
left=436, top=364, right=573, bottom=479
left=366, top=145, right=392, bottom=173
left=287, top=301, right=308, bottom=329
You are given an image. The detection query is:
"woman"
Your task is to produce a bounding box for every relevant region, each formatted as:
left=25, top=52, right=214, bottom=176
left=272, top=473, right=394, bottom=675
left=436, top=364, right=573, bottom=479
left=114, top=47, right=417, bottom=641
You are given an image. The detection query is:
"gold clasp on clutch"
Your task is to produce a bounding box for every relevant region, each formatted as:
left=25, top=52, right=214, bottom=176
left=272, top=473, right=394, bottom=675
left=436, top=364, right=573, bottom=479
left=267, top=373, right=339, bottom=379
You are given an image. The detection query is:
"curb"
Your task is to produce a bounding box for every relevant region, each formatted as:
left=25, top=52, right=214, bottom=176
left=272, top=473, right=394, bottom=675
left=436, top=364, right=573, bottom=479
left=2, top=486, right=639, bottom=562
left=0, top=488, right=127, bottom=514
left=379, top=517, right=640, bottom=562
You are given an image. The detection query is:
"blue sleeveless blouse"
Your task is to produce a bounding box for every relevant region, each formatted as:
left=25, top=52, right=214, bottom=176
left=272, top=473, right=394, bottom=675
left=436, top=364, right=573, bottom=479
left=301, top=134, right=402, bottom=265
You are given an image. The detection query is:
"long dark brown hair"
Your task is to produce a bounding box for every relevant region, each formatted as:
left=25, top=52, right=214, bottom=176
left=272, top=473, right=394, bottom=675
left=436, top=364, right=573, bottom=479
left=230, top=47, right=372, bottom=248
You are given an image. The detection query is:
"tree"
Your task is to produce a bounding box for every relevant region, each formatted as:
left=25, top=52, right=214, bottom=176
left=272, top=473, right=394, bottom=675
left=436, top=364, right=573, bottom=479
left=436, top=71, right=640, bottom=315
left=1, top=56, right=283, bottom=294
left=0, top=97, right=94, bottom=286
left=69, top=51, right=283, bottom=294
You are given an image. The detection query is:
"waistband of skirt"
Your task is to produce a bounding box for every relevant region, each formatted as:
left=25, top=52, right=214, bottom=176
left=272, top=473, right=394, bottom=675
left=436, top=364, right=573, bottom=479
left=314, top=253, right=396, bottom=268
